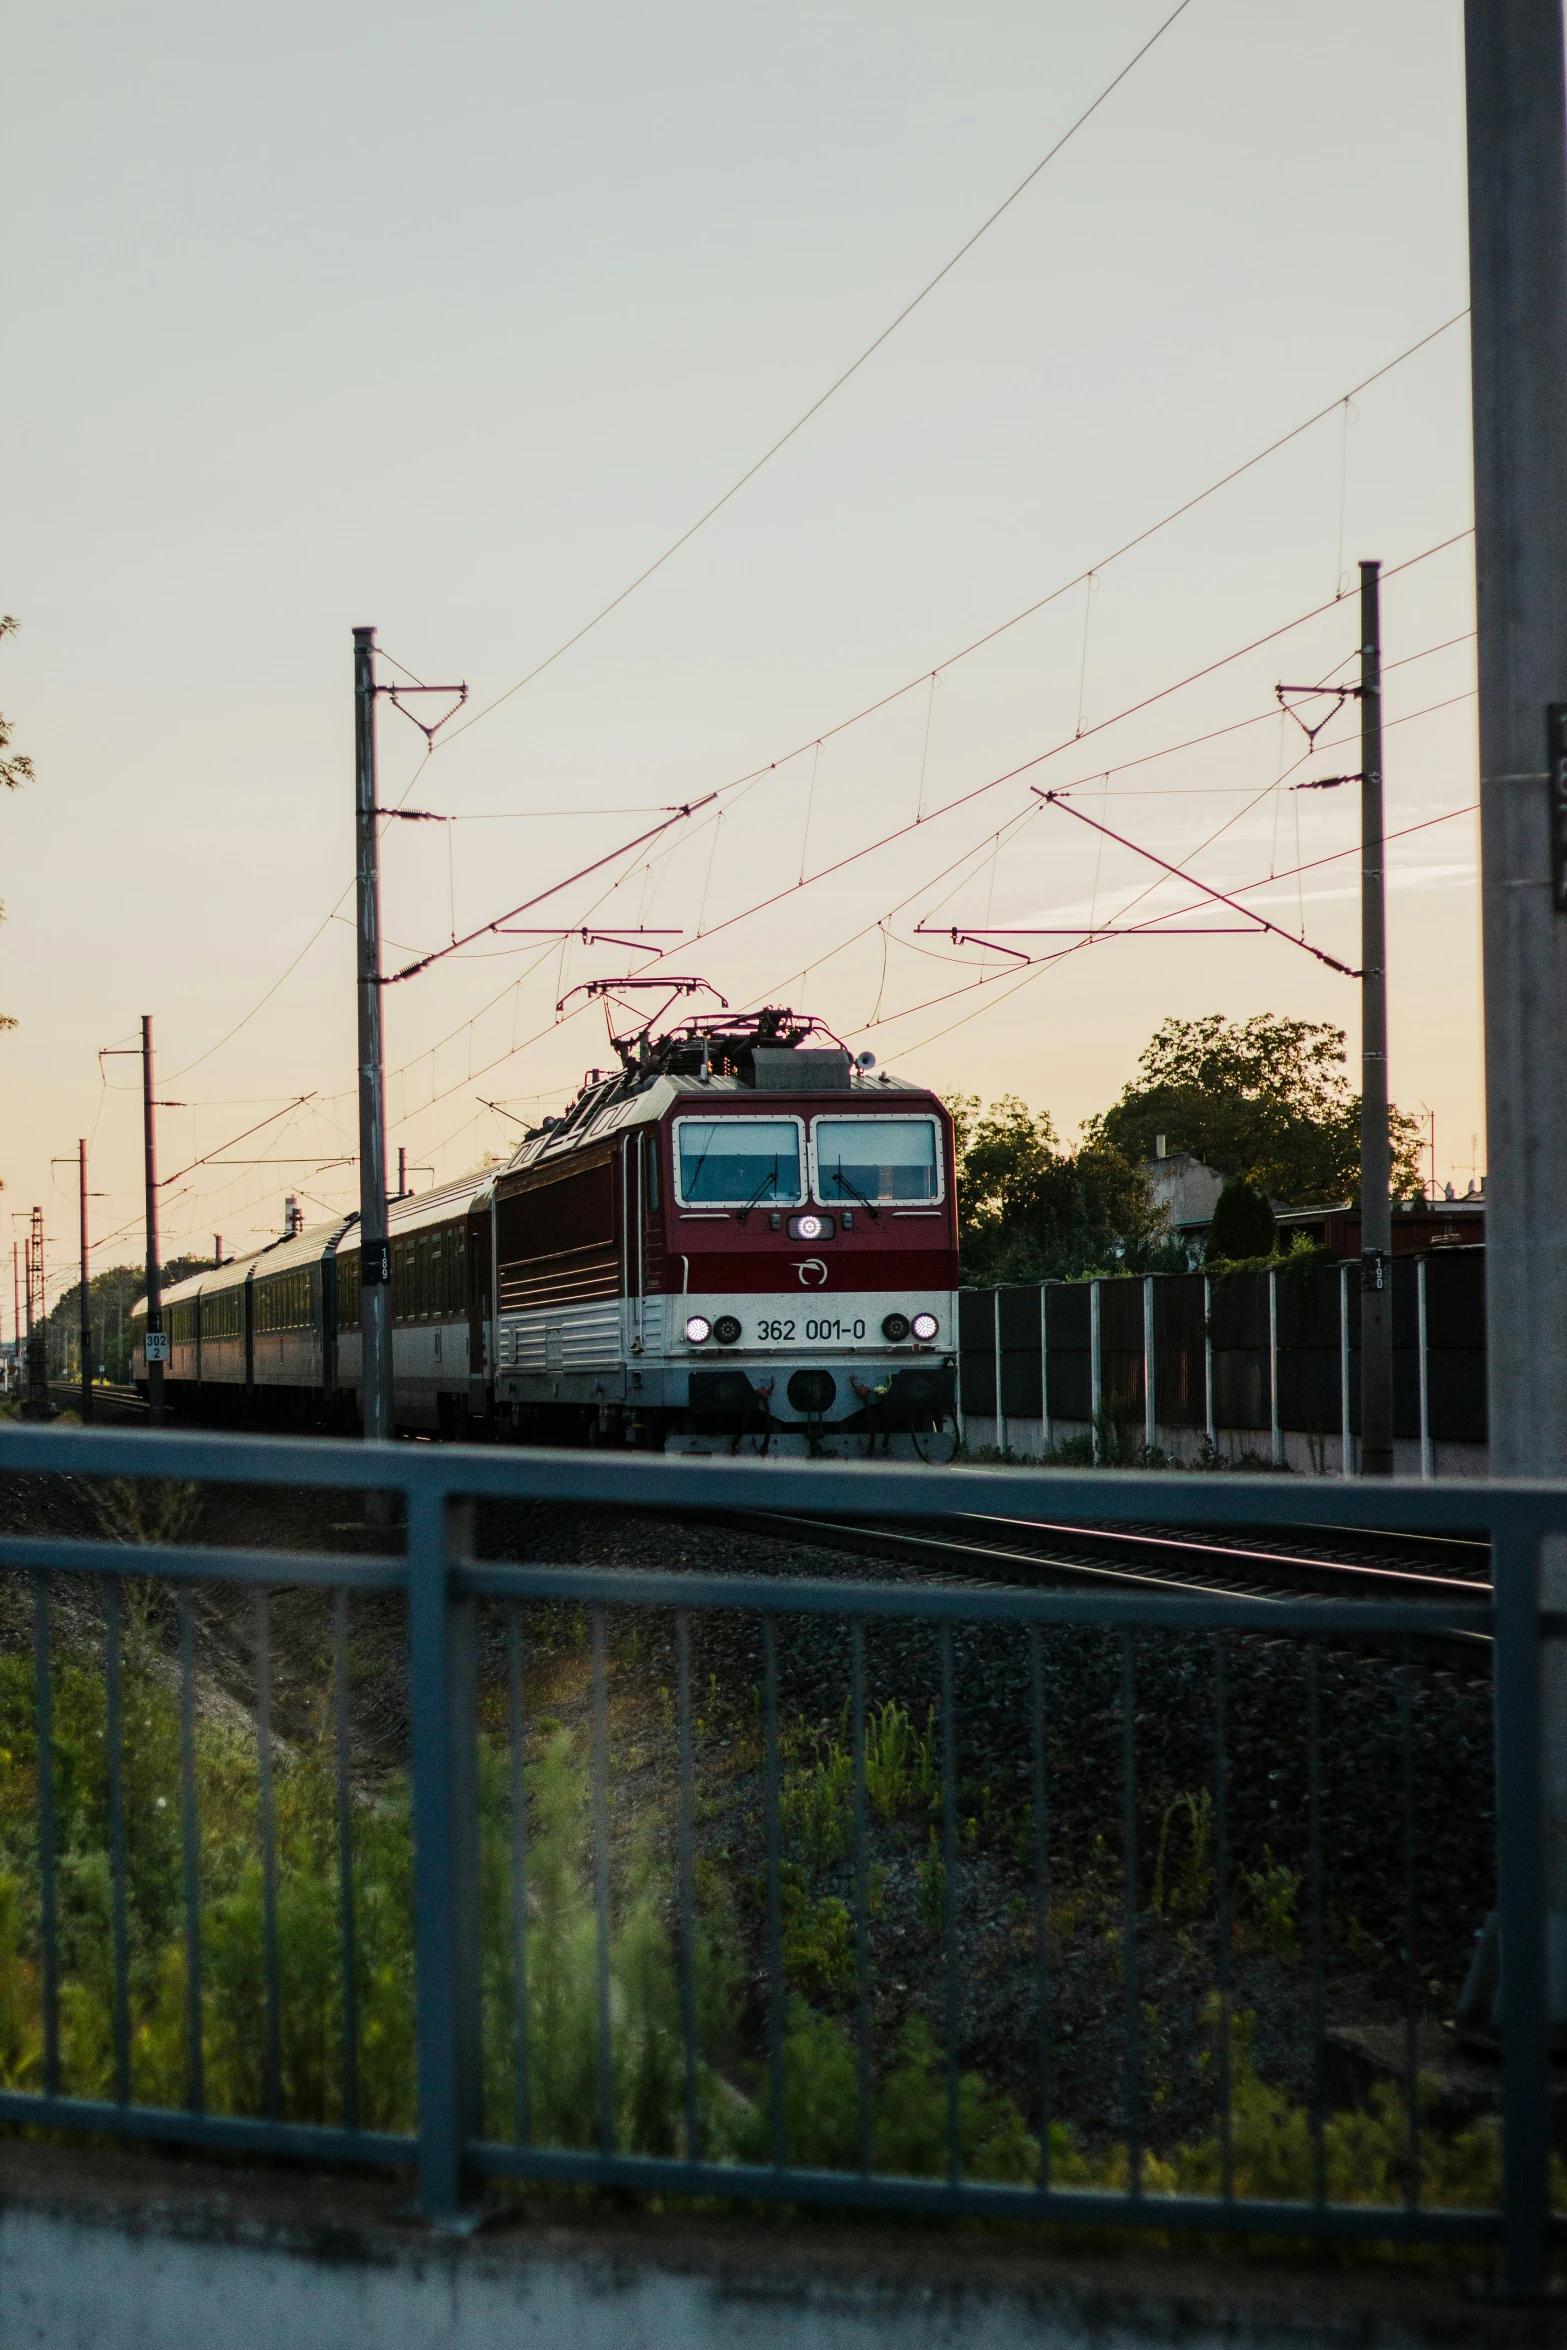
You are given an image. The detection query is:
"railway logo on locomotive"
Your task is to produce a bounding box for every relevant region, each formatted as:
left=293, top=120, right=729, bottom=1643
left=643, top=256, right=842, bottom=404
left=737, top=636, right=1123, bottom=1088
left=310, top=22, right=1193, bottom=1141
left=791, top=1258, right=829, bottom=1286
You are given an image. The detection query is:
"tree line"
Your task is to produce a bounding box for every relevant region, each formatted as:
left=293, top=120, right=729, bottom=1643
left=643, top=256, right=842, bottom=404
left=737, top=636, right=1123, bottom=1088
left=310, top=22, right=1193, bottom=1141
left=951, top=1011, right=1425, bottom=1286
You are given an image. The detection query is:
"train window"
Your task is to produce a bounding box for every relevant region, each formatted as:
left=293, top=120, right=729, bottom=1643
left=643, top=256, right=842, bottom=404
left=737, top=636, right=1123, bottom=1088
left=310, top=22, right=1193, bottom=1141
left=642, top=1130, right=661, bottom=1212
left=812, top=1116, right=941, bottom=1205
left=338, top=1251, right=360, bottom=1330
left=674, top=1117, right=803, bottom=1207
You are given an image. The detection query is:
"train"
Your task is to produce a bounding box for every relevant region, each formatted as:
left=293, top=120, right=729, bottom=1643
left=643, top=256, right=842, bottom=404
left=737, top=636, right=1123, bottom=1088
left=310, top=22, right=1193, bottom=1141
left=131, top=1010, right=960, bottom=1455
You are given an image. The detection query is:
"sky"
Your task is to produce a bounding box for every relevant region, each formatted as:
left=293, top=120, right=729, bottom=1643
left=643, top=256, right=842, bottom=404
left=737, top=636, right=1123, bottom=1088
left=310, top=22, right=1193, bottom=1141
left=0, top=0, right=1480, bottom=1304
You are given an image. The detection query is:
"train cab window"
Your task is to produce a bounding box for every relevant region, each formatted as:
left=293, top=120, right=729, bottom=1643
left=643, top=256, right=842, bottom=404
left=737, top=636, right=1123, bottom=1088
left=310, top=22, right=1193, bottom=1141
left=812, top=1116, right=941, bottom=1205
left=674, top=1118, right=803, bottom=1207
left=642, top=1130, right=661, bottom=1212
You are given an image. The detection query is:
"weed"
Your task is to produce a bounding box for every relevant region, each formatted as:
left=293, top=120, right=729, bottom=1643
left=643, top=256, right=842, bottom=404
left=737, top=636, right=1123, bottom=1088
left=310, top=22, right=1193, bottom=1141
left=915, top=1831, right=948, bottom=1939
left=1151, top=1791, right=1214, bottom=1924
left=1238, top=1849, right=1302, bottom=1964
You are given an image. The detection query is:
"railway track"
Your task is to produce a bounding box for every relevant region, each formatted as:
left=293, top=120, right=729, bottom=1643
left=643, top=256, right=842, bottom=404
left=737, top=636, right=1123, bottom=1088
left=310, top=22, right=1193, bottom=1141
left=724, top=1502, right=1494, bottom=1643
left=24, top=1390, right=1494, bottom=1645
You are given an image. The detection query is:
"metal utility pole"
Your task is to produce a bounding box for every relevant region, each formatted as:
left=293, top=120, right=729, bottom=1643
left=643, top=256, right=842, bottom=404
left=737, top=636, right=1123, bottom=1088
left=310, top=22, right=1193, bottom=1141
left=25, top=1209, right=47, bottom=1414
left=142, top=1014, right=165, bottom=1424
left=77, top=1138, right=91, bottom=1425
left=10, top=1241, right=17, bottom=1393
left=355, top=626, right=393, bottom=1443
left=1357, top=561, right=1393, bottom=1476
left=1468, top=0, right=1567, bottom=1476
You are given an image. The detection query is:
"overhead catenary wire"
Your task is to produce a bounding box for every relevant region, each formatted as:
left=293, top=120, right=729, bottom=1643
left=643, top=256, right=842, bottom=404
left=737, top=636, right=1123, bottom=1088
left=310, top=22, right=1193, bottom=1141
left=628, top=530, right=1473, bottom=970
left=154, top=313, right=1469, bottom=1101
left=434, top=0, right=1198, bottom=751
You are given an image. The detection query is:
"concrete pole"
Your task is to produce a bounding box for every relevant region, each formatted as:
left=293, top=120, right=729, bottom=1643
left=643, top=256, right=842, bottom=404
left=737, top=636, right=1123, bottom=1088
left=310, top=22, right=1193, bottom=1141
left=1464, top=1, right=1567, bottom=2041
left=355, top=626, right=394, bottom=1443
left=1358, top=560, right=1393, bottom=1475
left=78, top=1138, right=91, bottom=1425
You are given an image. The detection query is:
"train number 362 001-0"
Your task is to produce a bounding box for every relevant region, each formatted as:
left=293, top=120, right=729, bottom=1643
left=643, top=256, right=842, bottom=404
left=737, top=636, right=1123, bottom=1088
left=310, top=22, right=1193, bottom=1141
left=755, top=1317, right=868, bottom=1342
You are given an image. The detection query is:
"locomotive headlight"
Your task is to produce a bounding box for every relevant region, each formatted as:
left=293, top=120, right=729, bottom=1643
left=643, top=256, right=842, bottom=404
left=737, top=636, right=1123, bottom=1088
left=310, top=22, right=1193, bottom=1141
left=684, top=1315, right=712, bottom=1344
left=910, top=1311, right=940, bottom=1342
left=713, top=1314, right=742, bottom=1345
left=881, top=1312, right=910, bottom=1342
left=787, top=1211, right=834, bottom=1241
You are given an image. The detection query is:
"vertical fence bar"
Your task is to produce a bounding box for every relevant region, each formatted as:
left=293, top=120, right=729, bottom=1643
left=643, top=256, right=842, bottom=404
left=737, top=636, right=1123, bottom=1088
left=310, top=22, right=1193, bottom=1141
left=254, top=1588, right=282, bottom=2121
left=104, top=1577, right=130, bottom=2105
left=178, top=1584, right=204, bottom=2114
left=992, top=1287, right=1004, bottom=1454
left=1417, top=1256, right=1432, bottom=1480
left=1213, top=1632, right=1231, bottom=2200
left=252, top=1588, right=283, bottom=2124
left=851, top=1619, right=872, bottom=2176
left=1491, top=1512, right=1551, bottom=2296
left=1399, top=1635, right=1420, bottom=2207
left=1339, top=1262, right=1353, bottom=1477
left=507, top=1601, right=529, bottom=2146
left=590, top=1604, right=614, bottom=2157
left=1120, top=1628, right=1141, bottom=2200
left=1268, top=1266, right=1282, bottom=1467
left=940, top=1622, right=960, bottom=2186
left=763, top=1617, right=784, bottom=2169
left=407, top=1480, right=483, bottom=2223
left=1306, top=1637, right=1326, bottom=2205
left=1203, top=1273, right=1215, bottom=1451
left=1030, top=1626, right=1051, bottom=2188
left=676, top=1611, right=699, bottom=2165
left=1039, top=1283, right=1051, bottom=1458
left=31, top=1575, right=59, bottom=2098
left=1143, top=1274, right=1156, bottom=1455
left=1090, top=1281, right=1103, bottom=1461
left=332, top=1588, right=359, bottom=2134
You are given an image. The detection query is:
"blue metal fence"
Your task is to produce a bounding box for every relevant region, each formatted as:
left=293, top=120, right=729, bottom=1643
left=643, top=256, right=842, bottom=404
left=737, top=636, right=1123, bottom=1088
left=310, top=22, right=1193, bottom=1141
left=0, top=1425, right=1552, bottom=2290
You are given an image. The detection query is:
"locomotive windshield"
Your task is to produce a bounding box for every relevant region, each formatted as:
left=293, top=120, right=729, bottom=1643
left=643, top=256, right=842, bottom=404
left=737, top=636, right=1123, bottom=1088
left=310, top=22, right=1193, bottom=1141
left=813, top=1116, right=940, bottom=1204
left=675, top=1117, right=804, bottom=1206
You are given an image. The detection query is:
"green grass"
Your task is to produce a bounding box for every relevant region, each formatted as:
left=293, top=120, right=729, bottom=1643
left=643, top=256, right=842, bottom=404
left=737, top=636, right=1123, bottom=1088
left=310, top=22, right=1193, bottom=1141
left=0, top=1625, right=1526, bottom=2248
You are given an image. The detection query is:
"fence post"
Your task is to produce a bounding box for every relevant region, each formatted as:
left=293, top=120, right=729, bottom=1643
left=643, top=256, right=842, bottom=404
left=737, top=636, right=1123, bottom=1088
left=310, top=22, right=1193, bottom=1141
left=1089, top=1281, right=1103, bottom=1462
left=1339, top=1263, right=1353, bottom=1478
left=1491, top=1511, right=1551, bottom=2297
left=1417, top=1256, right=1433, bottom=1480
left=407, top=1475, right=484, bottom=2224
left=993, top=1288, right=1004, bottom=1456
left=1203, top=1273, right=1214, bottom=1451
left=1039, top=1284, right=1051, bottom=1459
left=1142, top=1275, right=1156, bottom=1457
left=1268, top=1267, right=1282, bottom=1467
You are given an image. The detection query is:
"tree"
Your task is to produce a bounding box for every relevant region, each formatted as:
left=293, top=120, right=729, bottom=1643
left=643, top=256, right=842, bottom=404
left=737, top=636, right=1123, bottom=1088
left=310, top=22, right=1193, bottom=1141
left=1205, top=1177, right=1276, bottom=1263
left=0, top=613, right=32, bottom=1042
left=947, top=1094, right=1174, bottom=1284
left=1090, top=1013, right=1424, bottom=1205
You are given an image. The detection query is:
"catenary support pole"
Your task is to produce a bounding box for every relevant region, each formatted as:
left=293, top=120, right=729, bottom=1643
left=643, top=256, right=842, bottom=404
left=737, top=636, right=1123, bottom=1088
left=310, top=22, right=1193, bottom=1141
left=142, top=1016, right=164, bottom=1425
left=1464, top=1, right=1567, bottom=2275
left=1358, top=560, right=1393, bottom=1476
left=355, top=626, right=393, bottom=1445
left=27, top=1209, right=46, bottom=1412
left=10, top=1242, right=17, bottom=1394
left=77, top=1139, right=91, bottom=1426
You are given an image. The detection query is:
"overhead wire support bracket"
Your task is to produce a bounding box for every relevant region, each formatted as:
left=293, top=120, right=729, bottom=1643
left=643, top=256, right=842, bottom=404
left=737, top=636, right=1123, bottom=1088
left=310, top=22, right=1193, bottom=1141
left=1033, top=788, right=1360, bottom=977
left=384, top=798, right=716, bottom=986
left=1275, top=680, right=1361, bottom=754
left=379, top=679, right=470, bottom=751
left=1294, top=772, right=1362, bottom=792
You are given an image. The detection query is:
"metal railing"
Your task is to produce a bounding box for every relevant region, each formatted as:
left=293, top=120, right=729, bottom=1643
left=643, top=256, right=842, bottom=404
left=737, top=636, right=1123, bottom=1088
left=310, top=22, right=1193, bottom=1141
left=0, top=1425, right=1551, bottom=2291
